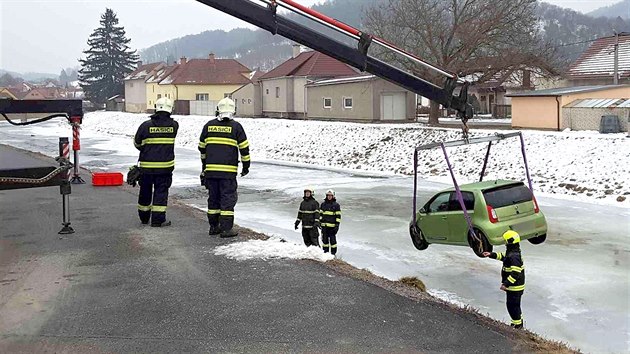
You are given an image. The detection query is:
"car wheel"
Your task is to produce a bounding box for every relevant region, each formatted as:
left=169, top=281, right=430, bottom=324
left=468, top=229, right=493, bottom=258
left=528, top=234, right=547, bottom=245
left=409, top=222, right=429, bottom=251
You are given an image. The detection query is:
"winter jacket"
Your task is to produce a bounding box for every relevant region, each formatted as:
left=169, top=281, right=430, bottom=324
left=296, top=197, right=320, bottom=228
left=198, top=118, right=250, bottom=178
left=320, top=198, right=341, bottom=229
left=490, top=244, right=525, bottom=292
left=134, top=112, right=179, bottom=174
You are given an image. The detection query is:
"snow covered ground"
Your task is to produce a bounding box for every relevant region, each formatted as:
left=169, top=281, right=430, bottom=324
left=84, top=112, right=630, bottom=206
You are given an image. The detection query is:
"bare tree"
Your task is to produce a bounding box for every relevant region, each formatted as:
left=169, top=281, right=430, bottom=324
left=365, top=0, right=560, bottom=124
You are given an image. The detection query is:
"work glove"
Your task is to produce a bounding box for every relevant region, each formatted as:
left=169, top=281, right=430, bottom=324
left=241, top=167, right=249, bottom=177
left=200, top=172, right=205, bottom=186
left=294, top=220, right=300, bottom=230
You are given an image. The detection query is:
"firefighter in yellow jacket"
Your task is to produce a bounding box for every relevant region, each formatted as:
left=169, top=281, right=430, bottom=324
left=198, top=98, right=250, bottom=238
left=483, top=230, right=525, bottom=329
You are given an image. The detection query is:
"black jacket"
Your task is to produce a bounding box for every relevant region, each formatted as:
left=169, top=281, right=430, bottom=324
left=320, top=198, right=341, bottom=229
left=297, top=197, right=320, bottom=228
left=134, top=112, right=179, bottom=174
left=198, top=118, right=250, bottom=178
left=490, top=244, right=525, bottom=292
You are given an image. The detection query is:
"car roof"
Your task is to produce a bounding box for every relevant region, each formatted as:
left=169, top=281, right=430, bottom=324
left=441, top=179, right=523, bottom=193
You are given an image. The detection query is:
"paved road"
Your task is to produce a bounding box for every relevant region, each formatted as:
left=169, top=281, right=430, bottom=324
left=0, top=145, right=521, bottom=353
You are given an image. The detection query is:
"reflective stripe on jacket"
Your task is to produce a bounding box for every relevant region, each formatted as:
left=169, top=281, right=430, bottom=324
left=320, top=198, right=341, bottom=228
left=134, top=112, right=179, bottom=174
left=198, top=118, right=250, bottom=178
left=491, top=245, right=525, bottom=292
left=297, top=197, right=320, bottom=228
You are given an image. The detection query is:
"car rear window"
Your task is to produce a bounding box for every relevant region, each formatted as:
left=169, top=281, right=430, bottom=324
left=483, top=183, right=532, bottom=208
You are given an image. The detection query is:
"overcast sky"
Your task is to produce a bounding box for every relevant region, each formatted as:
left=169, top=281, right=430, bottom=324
left=0, top=0, right=623, bottom=74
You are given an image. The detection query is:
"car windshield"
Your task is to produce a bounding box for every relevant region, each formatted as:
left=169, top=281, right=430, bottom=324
left=483, top=183, right=532, bottom=208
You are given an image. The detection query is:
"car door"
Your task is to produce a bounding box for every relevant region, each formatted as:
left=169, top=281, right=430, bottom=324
left=446, top=191, right=476, bottom=245
left=419, top=192, right=451, bottom=241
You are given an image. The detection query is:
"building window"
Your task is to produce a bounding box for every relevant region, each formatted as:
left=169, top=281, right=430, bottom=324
left=343, top=97, right=353, bottom=109
left=275, top=87, right=280, bottom=98
left=224, top=93, right=232, bottom=98
left=323, top=98, right=332, bottom=109
left=196, top=93, right=209, bottom=101
left=266, top=89, right=269, bottom=95
left=242, top=99, right=246, bottom=104
left=157, top=94, right=162, bottom=99
left=248, top=99, right=252, bottom=104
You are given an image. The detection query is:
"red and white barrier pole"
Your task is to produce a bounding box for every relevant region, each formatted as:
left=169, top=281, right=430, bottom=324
left=70, top=116, right=85, bottom=184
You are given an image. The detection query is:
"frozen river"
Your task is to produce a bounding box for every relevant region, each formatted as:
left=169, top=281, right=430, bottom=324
left=2, top=120, right=629, bottom=353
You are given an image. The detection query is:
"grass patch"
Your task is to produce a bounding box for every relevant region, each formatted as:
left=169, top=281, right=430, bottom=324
left=399, top=276, right=426, bottom=292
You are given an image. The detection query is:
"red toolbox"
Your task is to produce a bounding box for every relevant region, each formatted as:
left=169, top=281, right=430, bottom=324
left=92, top=172, right=124, bottom=186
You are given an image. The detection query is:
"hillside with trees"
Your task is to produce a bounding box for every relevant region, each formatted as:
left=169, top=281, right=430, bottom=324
left=138, top=0, right=630, bottom=72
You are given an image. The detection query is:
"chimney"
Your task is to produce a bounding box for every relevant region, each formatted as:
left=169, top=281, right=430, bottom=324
left=208, top=53, right=215, bottom=62
left=522, top=70, right=532, bottom=89
left=180, top=57, right=187, bottom=65
left=137, top=60, right=143, bottom=67
left=292, top=44, right=301, bottom=58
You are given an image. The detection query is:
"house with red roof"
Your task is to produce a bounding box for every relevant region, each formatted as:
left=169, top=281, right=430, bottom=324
left=145, top=54, right=252, bottom=115
left=259, top=45, right=358, bottom=118
left=566, top=33, right=630, bottom=86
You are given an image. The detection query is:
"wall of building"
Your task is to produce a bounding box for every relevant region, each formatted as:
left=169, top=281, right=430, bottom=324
left=261, top=78, right=290, bottom=117
left=124, top=79, right=147, bottom=113
left=372, top=79, right=416, bottom=121
left=176, top=84, right=243, bottom=101
left=307, top=80, right=375, bottom=121
left=293, top=77, right=307, bottom=116
left=563, top=107, right=630, bottom=131
left=511, top=96, right=559, bottom=130
left=233, top=83, right=258, bottom=117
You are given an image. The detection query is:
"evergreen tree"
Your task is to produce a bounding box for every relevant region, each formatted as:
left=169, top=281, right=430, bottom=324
left=59, top=69, right=69, bottom=85
left=79, top=8, right=138, bottom=105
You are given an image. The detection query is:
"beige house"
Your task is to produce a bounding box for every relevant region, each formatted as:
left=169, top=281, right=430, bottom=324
left=259, top=46, right=357, bottom=118
left=306, top=75, right=416, bottom=122
left=507, top=85, right=630, bottom=130
left=124, top=62, right=165, bottom=113
left=232, top=71, right=265, bottom=117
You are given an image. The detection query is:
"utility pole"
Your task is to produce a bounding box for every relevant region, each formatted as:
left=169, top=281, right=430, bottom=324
left=614, top=32, right=619, bottom=85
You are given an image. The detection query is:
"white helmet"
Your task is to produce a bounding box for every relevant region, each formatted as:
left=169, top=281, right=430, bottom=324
left=304, top=187, right=315, bottom=196
left=325, top=189, right=335, bottom=197
left=155, top=97, right=174, bottom=114
left=217, top=97, right=236, bottom=120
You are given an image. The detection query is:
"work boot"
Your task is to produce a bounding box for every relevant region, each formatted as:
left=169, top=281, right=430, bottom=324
left=151, top=220, right=172, bottom=227
left=209, top=225, right=221, bottom=236
left=220, top=229, right=238, bottom=238
left=141, top=220, right=149, bottom=225
left=511, top=323, right=524, bottom=329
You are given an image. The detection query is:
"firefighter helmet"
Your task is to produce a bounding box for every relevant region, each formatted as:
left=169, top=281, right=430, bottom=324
left=217, top=97, right=236, bottom=120
left=325, top=189, right=335, bottom=197
left=304, top=187, right=315, bottom=196
left=503, top=230, right=520, bottom=244
left=155, top=97, right=174, bottom=114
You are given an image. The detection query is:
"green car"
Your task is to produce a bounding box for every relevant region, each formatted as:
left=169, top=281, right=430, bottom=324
left=410, top=180, right=547, bottom=257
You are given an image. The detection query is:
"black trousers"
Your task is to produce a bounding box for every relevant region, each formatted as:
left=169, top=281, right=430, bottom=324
left=138, top=173, right=172, bottom=225
left=322, top=227, right=338, bottom=255
left=506, top=291, right=523, bottom=327
left=205, top=178, right=238, bottom=231
left=301, top=227, right=319, bottom=247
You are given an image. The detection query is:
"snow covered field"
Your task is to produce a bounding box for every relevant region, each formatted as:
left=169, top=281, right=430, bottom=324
left=86, top=112, right=630, bottom=206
